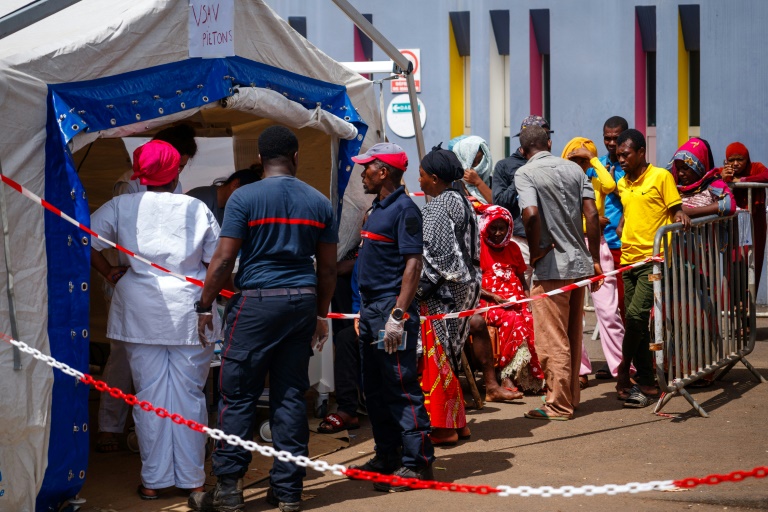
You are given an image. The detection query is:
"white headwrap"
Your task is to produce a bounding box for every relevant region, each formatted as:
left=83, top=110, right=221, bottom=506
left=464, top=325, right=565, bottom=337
left=452, top=135, right=493, bottom=204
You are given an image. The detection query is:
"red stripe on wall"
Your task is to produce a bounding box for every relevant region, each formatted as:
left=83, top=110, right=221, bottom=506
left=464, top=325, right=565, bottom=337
left=248, top=218, right=326, bottom=228
left=635, top=14, right=647, bottom=137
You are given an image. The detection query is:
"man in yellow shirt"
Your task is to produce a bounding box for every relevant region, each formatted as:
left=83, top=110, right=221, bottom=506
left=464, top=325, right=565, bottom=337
left=615, top=129, right=690, bottom=408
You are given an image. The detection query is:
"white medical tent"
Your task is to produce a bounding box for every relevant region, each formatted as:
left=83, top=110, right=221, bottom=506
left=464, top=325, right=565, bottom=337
left=0, top=1, right=380, bottom=510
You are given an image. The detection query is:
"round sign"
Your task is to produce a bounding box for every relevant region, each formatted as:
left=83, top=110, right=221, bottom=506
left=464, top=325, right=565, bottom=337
left=386, top=94, right=427, bottom=139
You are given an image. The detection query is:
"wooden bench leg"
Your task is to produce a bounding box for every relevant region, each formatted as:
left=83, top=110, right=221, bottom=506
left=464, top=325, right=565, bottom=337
left=461, top=351, right=484, bottom=409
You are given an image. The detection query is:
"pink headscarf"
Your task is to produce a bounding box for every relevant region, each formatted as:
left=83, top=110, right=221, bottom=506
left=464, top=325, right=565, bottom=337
left=477, top=204, right=514, bottom=248
left=130, top=140, right=181, bottom=186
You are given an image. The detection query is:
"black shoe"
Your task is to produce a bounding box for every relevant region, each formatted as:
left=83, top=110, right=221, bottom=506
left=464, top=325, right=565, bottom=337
left=188, top=475, right=244, bottom=512
left=266, top=487, right=301, bottom=512
left=373, top=465, right=434, bottom=492
left=348, top=453, right=400, bottom=476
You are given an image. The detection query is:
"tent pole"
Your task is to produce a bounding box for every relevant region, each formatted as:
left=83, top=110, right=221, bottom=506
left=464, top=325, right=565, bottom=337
left=0, top=0, right=83, bottom=40
left=330, top=0, right=426, bottom=162
left=0, top=159, right=22, bottom=370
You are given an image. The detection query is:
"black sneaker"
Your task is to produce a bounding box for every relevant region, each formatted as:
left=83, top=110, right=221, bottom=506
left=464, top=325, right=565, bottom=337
left=373, top=465, right=434, bottom=493
left=266, top=487, right=301, bottom=512
left=348, top=454, right=400, bottom=476
left=188, top=476, right=244, bottom=512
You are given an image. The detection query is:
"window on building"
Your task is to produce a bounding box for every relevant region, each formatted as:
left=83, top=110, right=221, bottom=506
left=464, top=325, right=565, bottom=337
left=490, top=9, right=510, bottom=160
left=689, top=50, right=700, bottom=127
left=530, top=9, right=550, bottom=120
left=647, top=51, right=657, bottom=127
left=449, top=11, right=471, bottom=137
left=354, top=14, right=373, bottom=80
left=679, top=4, right=700, bottom=139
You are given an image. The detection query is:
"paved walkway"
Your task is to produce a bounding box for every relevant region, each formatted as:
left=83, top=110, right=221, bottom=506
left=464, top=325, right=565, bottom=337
left=81, top=312, right=768, bottom=511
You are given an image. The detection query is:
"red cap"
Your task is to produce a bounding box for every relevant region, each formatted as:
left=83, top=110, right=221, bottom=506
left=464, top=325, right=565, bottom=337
left=352, top=142, right=408, bottom=171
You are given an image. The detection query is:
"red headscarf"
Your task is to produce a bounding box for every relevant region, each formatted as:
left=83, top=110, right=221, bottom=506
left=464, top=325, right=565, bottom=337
left=130, top=140, right=181, bottom=186
left=726, top=142, right=749, bottom=160
left=477, top=204, right=514, bottom=248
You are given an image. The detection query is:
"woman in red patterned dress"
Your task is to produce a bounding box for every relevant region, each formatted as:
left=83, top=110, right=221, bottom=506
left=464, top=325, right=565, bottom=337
left=476, top=205, right=544, bottom=393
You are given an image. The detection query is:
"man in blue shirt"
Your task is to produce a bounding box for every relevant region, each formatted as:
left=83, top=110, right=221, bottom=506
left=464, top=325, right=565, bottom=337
left=352, top=142, right=434, bottom=491
left=191, top=126, right=337, bottom=512
left=598, top=115, right=628, bottom=327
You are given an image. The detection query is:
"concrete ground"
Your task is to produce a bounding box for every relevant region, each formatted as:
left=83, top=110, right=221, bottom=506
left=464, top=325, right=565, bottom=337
left=79, top=311, right=768, bottom=512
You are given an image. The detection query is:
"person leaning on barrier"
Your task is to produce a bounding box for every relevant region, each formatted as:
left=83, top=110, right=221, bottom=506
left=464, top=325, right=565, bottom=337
left=668, top=138, right=736, bottom=218
left=190, top=126, right=338, bottom=512
left=614, top=128, right=690, bottom=409
left=717, top=142, right=768, bottom=288
left=351, top=142, right=435, bottom=491
left=514, top=126, right=603, bottom=421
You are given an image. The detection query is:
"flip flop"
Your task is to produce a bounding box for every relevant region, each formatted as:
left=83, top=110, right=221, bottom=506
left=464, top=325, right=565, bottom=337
left=317, top=413, right=359, bottom=434
left=524, top=408, right=569, bottom=421
left=595, top=366, right=612, bottom=380
left=137, top=484, right=159, bottom=501
left=623, top=386, right=657, bottom=408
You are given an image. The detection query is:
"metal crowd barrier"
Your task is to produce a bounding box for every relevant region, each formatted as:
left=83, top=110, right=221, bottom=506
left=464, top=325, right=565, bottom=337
left=652, top=211, right=766, bottom=417
left=730, top=182, right=768, bottom=314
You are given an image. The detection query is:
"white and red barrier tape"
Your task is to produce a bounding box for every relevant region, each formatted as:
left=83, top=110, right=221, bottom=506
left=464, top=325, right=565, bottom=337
left=0, top=173, right=661, bottom=322
left=3, top=330, right=766, bottom=496
left=0, top=174, right=235, bottom=299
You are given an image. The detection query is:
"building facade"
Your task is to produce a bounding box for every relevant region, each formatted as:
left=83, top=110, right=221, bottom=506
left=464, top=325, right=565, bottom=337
left=267, top=0, right=768, bottom=301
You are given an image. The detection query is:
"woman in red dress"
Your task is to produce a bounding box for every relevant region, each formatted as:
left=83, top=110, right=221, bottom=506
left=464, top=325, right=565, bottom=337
left=476, top=205, right=544, bottom=393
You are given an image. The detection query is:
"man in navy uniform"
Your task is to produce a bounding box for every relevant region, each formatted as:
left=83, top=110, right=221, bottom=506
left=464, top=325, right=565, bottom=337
left=191, top=126, right=337, bottom=512
left=351, top=142, right=434, bottom=491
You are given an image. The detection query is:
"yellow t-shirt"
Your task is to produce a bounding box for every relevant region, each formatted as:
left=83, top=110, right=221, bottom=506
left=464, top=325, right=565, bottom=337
left=618, top=164, right=682, bottom=264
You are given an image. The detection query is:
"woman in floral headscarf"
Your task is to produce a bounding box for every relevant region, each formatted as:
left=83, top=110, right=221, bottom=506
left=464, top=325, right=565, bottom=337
left=668, top=137, right=736, bottom=218
left=474, top=204, right=544, bottom=393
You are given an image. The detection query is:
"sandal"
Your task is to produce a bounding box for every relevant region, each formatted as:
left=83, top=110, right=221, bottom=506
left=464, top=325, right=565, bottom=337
left=579, top=375, right=589, bottom=389
left=96, top=433, right=120, bottom=453
left=430, top=428, right=458, bottom=446
left=595, top=366, right=612, bottom=380
left=623, top=386, right=656, bottom=408
left=317, top=413, right=359, bottom=434
left=137, top=484, right=159, bottom=501
left=524, top=407, right=569, bottom=421
left=457, top=425, right=471, bottom=440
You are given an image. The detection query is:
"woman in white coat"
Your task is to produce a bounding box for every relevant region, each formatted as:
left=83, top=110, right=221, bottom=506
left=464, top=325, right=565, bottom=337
left=90, top=139, right=220, bottom=500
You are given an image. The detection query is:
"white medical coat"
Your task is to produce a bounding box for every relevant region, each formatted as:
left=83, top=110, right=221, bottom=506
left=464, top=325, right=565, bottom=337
left=91, top=192, right=220, bottom=345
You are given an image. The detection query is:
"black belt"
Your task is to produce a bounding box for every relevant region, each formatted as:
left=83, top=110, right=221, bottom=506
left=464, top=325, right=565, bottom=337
left=241, top=287, right=316, bottom=297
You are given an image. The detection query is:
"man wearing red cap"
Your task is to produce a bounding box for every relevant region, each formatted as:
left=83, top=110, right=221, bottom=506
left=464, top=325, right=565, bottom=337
left=351, top=142, right=435, bottom=490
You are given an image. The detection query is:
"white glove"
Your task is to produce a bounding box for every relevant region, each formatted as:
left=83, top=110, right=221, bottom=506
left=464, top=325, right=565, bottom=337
left=312, top=316, right=330, bottom=351
left=383, top=314, right=405, bottom=354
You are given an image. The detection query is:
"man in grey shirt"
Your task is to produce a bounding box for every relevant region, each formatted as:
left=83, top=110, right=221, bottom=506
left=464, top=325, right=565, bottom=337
left=514, top=126, right=603, bottom=421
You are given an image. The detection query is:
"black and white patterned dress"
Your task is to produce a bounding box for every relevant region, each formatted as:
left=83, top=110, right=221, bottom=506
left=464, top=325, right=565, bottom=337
left=421, top=188, right=481, bottom=372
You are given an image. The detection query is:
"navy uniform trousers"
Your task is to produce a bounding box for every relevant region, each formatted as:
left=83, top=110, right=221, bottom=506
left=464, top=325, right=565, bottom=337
left=359, top=295, right=434, bottom=469
left=212, top=291, right=315, bottom=503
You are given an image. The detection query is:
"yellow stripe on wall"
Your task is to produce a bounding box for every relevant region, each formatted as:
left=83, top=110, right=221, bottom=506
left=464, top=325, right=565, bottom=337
left=677, top=15, right=689, bottom=146
left=449, top=20, right=465, bottom=139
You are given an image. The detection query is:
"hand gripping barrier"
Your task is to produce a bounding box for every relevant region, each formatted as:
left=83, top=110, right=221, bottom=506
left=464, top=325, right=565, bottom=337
left=3, top=331, right=767, bottom=497
left=652, top=211, right=767, bottom=417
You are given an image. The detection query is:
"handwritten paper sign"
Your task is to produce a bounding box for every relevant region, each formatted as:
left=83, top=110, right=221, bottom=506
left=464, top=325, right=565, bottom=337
left=189, top=0, right=235, bottom=58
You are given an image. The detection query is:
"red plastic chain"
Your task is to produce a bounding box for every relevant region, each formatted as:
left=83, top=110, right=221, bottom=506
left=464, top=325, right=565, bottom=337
left=76, top=371, right=766, bottom=496
left=80, top=373, right=207, bottom=433
left=343, top=468, right=500, bottom=494
left=673, top=466, right=768, bottom=489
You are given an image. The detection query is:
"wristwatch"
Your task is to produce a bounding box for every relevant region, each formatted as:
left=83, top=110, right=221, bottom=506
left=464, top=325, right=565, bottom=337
left=391, top=307, right=405, bottom=322
left=194, top=300, right=213, bottom=314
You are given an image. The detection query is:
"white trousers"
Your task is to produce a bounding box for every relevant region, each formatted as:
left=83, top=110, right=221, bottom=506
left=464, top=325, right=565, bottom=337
left=98, top=339, right=132, bottom=433
left=125, top=342, right=213, bottom=489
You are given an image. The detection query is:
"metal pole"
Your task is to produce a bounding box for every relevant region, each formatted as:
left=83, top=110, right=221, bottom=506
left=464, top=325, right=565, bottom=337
left=0, top=159, right=22, bottom=370
left=330, top=0, right=426, bottom=162
left=0, top=0, right=83, bottom=40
